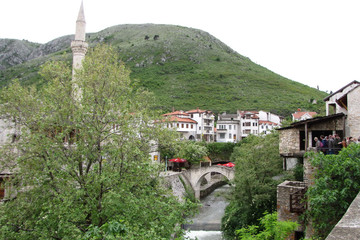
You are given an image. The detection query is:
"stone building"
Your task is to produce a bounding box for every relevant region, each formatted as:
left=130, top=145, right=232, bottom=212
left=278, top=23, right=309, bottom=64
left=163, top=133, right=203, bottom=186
left=277, top=81, right=360, bottom=239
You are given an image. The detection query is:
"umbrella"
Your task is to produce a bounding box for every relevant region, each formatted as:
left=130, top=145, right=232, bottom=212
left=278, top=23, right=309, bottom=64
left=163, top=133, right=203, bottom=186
left=169, top=158, right=187, bottom=163
left=222, top=162, right=235, bottom=167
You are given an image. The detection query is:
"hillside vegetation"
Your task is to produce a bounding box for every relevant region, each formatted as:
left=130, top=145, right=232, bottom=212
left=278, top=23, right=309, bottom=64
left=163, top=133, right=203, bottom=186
left=0, top=24, right=327, bottom=116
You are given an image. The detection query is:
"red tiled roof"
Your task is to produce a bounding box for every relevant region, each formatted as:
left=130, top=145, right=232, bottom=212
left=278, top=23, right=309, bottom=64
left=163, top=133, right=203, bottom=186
left=259, top=120, right=278, bottom=125
left=238, top=110, right=259, bottom=118
left=163, top=111, right=189, bottom=116
left=292, top=111, right=317, bottom=120
left=186, top=108, right=212, bottom=114
left=166, top=116, right=197, bottom=124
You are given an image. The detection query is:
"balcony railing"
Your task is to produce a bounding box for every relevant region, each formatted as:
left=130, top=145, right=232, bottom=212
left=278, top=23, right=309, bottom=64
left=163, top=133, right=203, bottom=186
left=217, top=128, right=227, bottom=131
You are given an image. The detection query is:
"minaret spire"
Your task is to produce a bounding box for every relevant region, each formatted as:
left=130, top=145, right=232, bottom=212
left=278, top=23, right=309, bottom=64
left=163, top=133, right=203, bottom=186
left=75, top=1, right=86, bottom=41
left=71, top=1, right=88, bottom=99
left=71, top=1, right=88, bottom=74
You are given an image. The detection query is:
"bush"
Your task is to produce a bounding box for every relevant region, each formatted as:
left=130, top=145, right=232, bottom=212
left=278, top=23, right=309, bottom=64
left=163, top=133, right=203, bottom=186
left=306, top=143, right=360, bottom=239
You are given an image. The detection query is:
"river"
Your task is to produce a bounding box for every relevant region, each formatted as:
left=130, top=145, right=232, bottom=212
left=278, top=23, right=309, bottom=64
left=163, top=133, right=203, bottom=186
left=184, top=184, right=231, bottom=240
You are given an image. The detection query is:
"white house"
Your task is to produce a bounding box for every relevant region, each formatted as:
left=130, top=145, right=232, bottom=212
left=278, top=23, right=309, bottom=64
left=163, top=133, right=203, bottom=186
left=216, top=113, right=240, bottom=143
left=292, top=110, right=317, bottom=121
left=216, top=110, right=282, bottom=142
left=162, top=109, right=215, bottom=142
left=186, top=109, right=215, bottom=142
left=238, top=110, right=260, bottom=137
left=163, top=111, right=198, bottom=140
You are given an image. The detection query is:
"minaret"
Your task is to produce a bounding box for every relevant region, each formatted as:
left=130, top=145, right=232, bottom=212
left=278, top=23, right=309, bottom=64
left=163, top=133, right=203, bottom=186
left=71, top=1, right=88, bottom=77
left=71, top=1, right=88, bottom=100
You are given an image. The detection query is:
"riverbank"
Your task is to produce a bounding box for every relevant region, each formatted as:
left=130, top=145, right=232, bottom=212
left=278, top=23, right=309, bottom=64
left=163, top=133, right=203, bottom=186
left=184, top=184, right=231, bottom=239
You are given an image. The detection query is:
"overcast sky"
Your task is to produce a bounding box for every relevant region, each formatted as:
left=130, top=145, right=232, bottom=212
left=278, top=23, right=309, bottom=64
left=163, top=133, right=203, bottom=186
left=1, top=0, right=360, bottom=93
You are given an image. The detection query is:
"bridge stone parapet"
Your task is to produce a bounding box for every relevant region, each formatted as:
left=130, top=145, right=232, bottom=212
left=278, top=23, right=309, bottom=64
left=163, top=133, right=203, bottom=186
left=182, top=165, right=234, bottom=199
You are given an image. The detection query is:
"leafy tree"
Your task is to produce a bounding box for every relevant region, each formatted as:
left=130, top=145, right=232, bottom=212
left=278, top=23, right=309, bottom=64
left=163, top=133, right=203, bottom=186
left=222, top=132, right=283, bottom=239
left=235, top=212, right=298, bottom=240
left=0, top=44, right=195, bottom=239
left=160, top=140, right=208, bottom=165
left=306, top=143, right=360, bottom=239
left=178, top=140, right=208, bottom=164
left=205, top=142, right=237, bottom=162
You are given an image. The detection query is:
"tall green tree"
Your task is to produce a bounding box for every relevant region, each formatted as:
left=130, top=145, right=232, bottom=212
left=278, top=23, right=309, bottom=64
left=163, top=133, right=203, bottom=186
left=306, top=143, right=360, bottom=239
left=0, top=45, right=194, bottom=239
left=222, top=132, right=283, bottom=239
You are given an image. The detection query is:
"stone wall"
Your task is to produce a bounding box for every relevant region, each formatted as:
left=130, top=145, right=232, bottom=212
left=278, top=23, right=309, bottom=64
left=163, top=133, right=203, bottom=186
left=326, top=191, right=360, bottom=240
left=279, top=128, right=300, bottom=155
left=277, top=181, right=306, bottom=240
left=161, top=172, right=189, bottom=201
left=348, top=87, right=360, bottom=139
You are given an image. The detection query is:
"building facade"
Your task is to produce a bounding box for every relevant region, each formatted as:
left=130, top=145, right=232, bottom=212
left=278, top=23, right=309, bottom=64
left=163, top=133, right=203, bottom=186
left=277, top=81, right=360, bottom=239
left=163, top=109, right=215, bottom=142
left=216, top=110, right=281, bottom=143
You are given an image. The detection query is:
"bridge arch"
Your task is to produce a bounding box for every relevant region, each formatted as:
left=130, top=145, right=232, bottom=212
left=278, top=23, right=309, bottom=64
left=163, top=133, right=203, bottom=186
left=182, top=165, right=235, bottom=199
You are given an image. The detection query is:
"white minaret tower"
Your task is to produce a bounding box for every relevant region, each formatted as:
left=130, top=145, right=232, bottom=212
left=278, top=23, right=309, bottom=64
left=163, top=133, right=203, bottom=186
left=71, top=1, right=88, bottom=100
left=71, top=1, right=88, bottom=76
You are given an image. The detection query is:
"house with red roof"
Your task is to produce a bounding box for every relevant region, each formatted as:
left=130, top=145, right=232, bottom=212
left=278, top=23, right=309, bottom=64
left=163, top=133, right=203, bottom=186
left=186, top=108, right=215, bottom=142
left=292, top=110, right=317, bottom=121
left=163, top=109, right=215, bottom=142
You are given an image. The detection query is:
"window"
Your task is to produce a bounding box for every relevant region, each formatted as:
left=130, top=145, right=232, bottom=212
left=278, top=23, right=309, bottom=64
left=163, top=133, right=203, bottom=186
left=199, top=126, right=201, bottom=130
left=177, top=123, right=179, bottom=128
left=233, top=134, right=236, bottom=140
left=219, top=133, right=225, bottom=139
left=218, top=125, right=226, bottom=129
left=253, top=130, right=258, bottom=134
left=186, top=124, right=189, bottom=128
left=229, top=125, right=232, bottom=130
left=234, top=125, right=236, bottom=130
left=243, top=129, right=251, bottom=134
left=253, top=122, right=258, bottom=126
left=243, top=122, right=251, bottom=127
left=181, top=124, right=184, bottom=128
left=229, top=133, right=232, bottom=138
left=191, top=124, right=193, bottom=129
left=191, top=114, right=194, bottom=118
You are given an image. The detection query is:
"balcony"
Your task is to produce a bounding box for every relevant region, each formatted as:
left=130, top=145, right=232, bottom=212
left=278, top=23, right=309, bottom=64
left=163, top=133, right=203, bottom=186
left=217, top=128, right=227, bottom=131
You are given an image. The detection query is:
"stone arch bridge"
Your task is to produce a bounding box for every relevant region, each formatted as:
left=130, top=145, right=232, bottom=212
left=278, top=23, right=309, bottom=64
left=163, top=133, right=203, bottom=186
left=181, top=165, right=235, bottom=199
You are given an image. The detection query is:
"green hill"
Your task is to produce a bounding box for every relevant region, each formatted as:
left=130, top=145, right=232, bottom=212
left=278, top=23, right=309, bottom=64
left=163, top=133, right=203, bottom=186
left=0, top=24, right=327, bottom=116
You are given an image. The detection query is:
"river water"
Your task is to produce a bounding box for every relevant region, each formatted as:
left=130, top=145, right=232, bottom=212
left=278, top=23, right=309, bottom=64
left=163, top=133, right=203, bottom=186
left=184, top=184, right=231, bottom=240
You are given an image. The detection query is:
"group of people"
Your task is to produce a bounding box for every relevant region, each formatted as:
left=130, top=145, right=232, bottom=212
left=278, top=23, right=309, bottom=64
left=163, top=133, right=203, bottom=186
left=314, top=134, right=360, bottom=155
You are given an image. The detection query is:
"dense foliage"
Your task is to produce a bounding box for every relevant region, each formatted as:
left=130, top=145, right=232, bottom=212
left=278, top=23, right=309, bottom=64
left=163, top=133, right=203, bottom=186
left=159, top=140, right=208, bottom=165
left=0, top=45, right=195, bottom=239
left=306, top=143, right=360, bottom=239
left=221, top=132, right=283, bottom=239
left=0, top=24, right=327, bottom=116
left=205, top=142, right=237, bottom=162
left=235, top=212, right=298, bottom=240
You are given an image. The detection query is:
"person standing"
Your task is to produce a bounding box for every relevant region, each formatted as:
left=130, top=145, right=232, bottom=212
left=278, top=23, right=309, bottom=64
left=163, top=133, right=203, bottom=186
left=328, top=135, right=334, bottom=154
